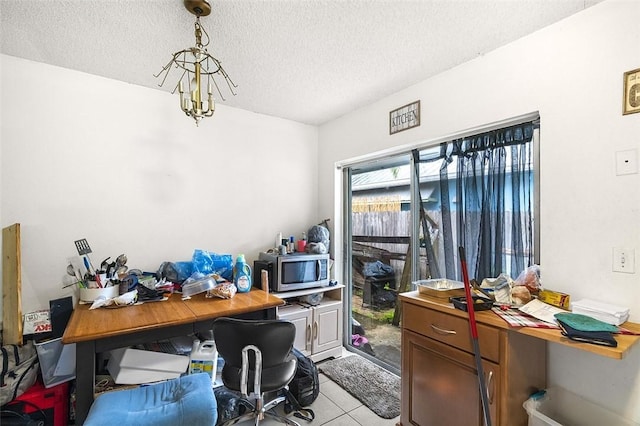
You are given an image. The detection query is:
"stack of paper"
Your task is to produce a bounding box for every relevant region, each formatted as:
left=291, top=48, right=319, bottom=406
left=571, top=299, right=630, bottom=326
left=519, top=299, right=566, bottom=325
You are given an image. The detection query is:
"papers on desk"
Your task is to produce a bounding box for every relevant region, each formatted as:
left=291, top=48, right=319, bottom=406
left=571, top=299, right=630, bottom=326
left=518, top=298, right=631, bottom=327
left=519, top=299, right=565, bottom=325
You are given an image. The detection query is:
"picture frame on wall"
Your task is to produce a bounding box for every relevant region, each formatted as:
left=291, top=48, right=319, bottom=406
left=623, top=68, right=640, bottom=115
left=390, top=100, right=420, bottom=134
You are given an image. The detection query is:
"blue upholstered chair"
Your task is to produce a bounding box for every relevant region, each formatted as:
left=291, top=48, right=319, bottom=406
left=84, top=372, right=217, bottom=426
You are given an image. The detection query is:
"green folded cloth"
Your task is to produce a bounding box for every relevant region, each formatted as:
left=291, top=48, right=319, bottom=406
left=554, top=312, right=619, bottom=333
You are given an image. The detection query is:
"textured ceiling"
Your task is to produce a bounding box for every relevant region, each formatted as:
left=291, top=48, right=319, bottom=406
left=1, top=0, right=603, bottom=125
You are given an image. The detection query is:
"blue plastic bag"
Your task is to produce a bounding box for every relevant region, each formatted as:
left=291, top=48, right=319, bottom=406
left=192, top=250, right=233, bottom=280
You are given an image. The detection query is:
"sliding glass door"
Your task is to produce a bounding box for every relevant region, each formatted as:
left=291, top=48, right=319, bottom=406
left=341, top=115, right=539, bottom=375
left=344, top=154, right=410, bottom=373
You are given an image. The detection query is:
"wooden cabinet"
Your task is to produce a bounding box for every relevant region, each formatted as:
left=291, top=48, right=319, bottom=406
left=400, top=293, right=546, bottom=426
left=275, top=285, right=344, bottom=362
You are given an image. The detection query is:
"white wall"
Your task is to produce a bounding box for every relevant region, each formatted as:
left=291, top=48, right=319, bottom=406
left=1, top=55, right=318, bottom=317
left=319, top=0, right=640, bottom=421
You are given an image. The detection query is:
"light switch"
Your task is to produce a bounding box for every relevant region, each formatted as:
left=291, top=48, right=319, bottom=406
left=616, top=149, right=638, bottom=175
left=613, top=247, right=635, bottom=273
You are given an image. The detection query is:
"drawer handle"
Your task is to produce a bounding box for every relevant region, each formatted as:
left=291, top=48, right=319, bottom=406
left=486, top=370, right=494, bottom=404
left=430, top=324, right=457, bottom=335
left=306, top=324, right=312, bottom=344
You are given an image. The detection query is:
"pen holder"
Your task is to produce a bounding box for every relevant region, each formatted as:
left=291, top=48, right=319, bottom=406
left=79, top=286, right=119, bottom=303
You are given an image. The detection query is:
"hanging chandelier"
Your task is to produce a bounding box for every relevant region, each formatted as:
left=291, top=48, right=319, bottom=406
left=155, top=0, right=237, bottom=126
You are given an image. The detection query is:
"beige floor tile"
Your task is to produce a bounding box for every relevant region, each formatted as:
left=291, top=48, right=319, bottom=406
left=347, top=405, right=400, bottom=426
left=321, top=414, right=363, bottom=426
left=303, top=392, right=347, bottom=424
left=319, top=372, right=331, bottom=385
left=320, top=379, right=362, bottom=413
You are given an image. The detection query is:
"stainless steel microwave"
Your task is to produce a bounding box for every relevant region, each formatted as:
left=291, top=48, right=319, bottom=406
left=254, top=252, right=330, bottom=293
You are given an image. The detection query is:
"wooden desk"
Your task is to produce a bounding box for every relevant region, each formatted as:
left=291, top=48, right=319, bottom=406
left=399, top=292, right=640, bottom=425
left=62, top=289, right=283, bottom=425
left=400, top=291, right=640, bottom=360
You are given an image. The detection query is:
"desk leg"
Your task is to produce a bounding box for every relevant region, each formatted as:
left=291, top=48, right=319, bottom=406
left=75, top=340, right=96, bottom=425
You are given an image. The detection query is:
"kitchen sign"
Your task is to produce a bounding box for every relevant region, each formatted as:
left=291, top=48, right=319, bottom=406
left=390, top=100, right=420, bottom=134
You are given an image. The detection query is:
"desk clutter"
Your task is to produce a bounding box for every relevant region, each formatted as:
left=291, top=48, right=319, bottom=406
left=8, top=225, right=334, bottom=425
left=416, top=264, right=635, bottom=348
left=61, top=225, right=333, bottom=310
left=60, top=238, right=264, bottom=310
left=1, top=335, right=222, bottom=425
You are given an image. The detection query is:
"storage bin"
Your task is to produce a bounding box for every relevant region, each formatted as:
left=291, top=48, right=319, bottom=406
left=4, top=379, right=70, bottom=426
left=107, top=347, right=189, bottom=384
left=35, top=337, right=76, bottom=388
left=523, top=387, right=636, bottom=426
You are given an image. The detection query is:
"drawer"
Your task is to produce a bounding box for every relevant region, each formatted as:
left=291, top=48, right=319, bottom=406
left=403, top=302, right=500, bottom=362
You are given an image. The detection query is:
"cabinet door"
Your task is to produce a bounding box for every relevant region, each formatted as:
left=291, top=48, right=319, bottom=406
left=312, top=300, right=343, bottom=354
left=402, top=330, right=499, bottom=426
left=278, top=307, right=312, bottom=355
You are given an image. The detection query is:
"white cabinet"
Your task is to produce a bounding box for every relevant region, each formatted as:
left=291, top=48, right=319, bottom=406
left=275, top=285, right=344, bottom=362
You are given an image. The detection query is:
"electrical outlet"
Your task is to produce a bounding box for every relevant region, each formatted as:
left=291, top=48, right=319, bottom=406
left=615, top=149, right=638, bottom=175
left=613, top=248, right=635, bottom=273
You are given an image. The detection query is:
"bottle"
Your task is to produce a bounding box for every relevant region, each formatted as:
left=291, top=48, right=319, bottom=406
left=298, top=231, right=307, bottom=253
left=289, top=235, right=295, bottom=253
left=276, top=232, right=283, bottom=249
left=189, top=339, right=218, bottom=385
left=233, top=254, right=252, bottom=293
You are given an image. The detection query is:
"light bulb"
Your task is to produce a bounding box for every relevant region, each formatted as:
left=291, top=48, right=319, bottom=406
left=192, top=49, right=204, bottom=62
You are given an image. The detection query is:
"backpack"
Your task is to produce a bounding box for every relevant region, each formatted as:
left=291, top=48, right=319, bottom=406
left=213, top=387, right=254, bottom=426
left=0, top=341, right=39, bottom=406
left=284, top=348, right=319, bottom=422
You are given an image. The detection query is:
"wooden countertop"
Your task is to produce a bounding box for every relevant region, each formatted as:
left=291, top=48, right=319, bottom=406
left=400, top=291, right=640, bottom=360
left=182, top=289, right=284, bottom=319
left=62, top=294, right=195, bottom=343
left=62, top=288, right=284, bottom=344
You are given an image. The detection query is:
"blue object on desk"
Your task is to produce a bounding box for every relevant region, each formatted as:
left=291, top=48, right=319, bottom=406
left=84, top=256, right=92, bottom=273
left=84, top=373, right=217, bottom=426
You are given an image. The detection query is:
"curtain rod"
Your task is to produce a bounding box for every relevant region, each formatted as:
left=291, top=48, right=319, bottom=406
left=336, top=111, right=540, bottom=170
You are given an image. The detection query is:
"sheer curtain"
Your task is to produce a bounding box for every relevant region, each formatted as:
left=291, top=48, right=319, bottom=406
left=417, top=122, right=535, bottom=282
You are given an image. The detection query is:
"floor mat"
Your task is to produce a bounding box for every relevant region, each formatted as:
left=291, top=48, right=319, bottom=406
left=318, top=355, right=400, bottom=419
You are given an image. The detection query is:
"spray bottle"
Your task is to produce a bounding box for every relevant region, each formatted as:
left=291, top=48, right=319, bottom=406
left=233, top=254, right=252, bottom=293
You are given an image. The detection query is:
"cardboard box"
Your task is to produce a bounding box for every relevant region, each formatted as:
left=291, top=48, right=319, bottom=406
left=538, top=289, right=570, bottom=310
left=23, top=309, right=52, bottom=335
left=107, top=348, right=189, bottom=384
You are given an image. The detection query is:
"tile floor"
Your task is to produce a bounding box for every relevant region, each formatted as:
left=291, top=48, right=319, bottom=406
left=236, top=355, right=400, bottom=426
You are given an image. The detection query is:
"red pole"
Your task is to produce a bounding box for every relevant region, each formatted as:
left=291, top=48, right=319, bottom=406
left=459, top=246, right=492, bottom=426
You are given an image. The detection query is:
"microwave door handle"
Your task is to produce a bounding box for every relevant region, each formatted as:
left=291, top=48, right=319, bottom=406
left=316, top=260, right=321, bottom=281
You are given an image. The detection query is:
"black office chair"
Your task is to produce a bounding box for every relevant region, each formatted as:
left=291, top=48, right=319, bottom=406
left=212, top=317, right=300, bottom=426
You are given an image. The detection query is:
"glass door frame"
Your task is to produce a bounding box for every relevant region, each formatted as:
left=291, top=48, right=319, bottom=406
left=336, top=111, right=540, bottom=374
